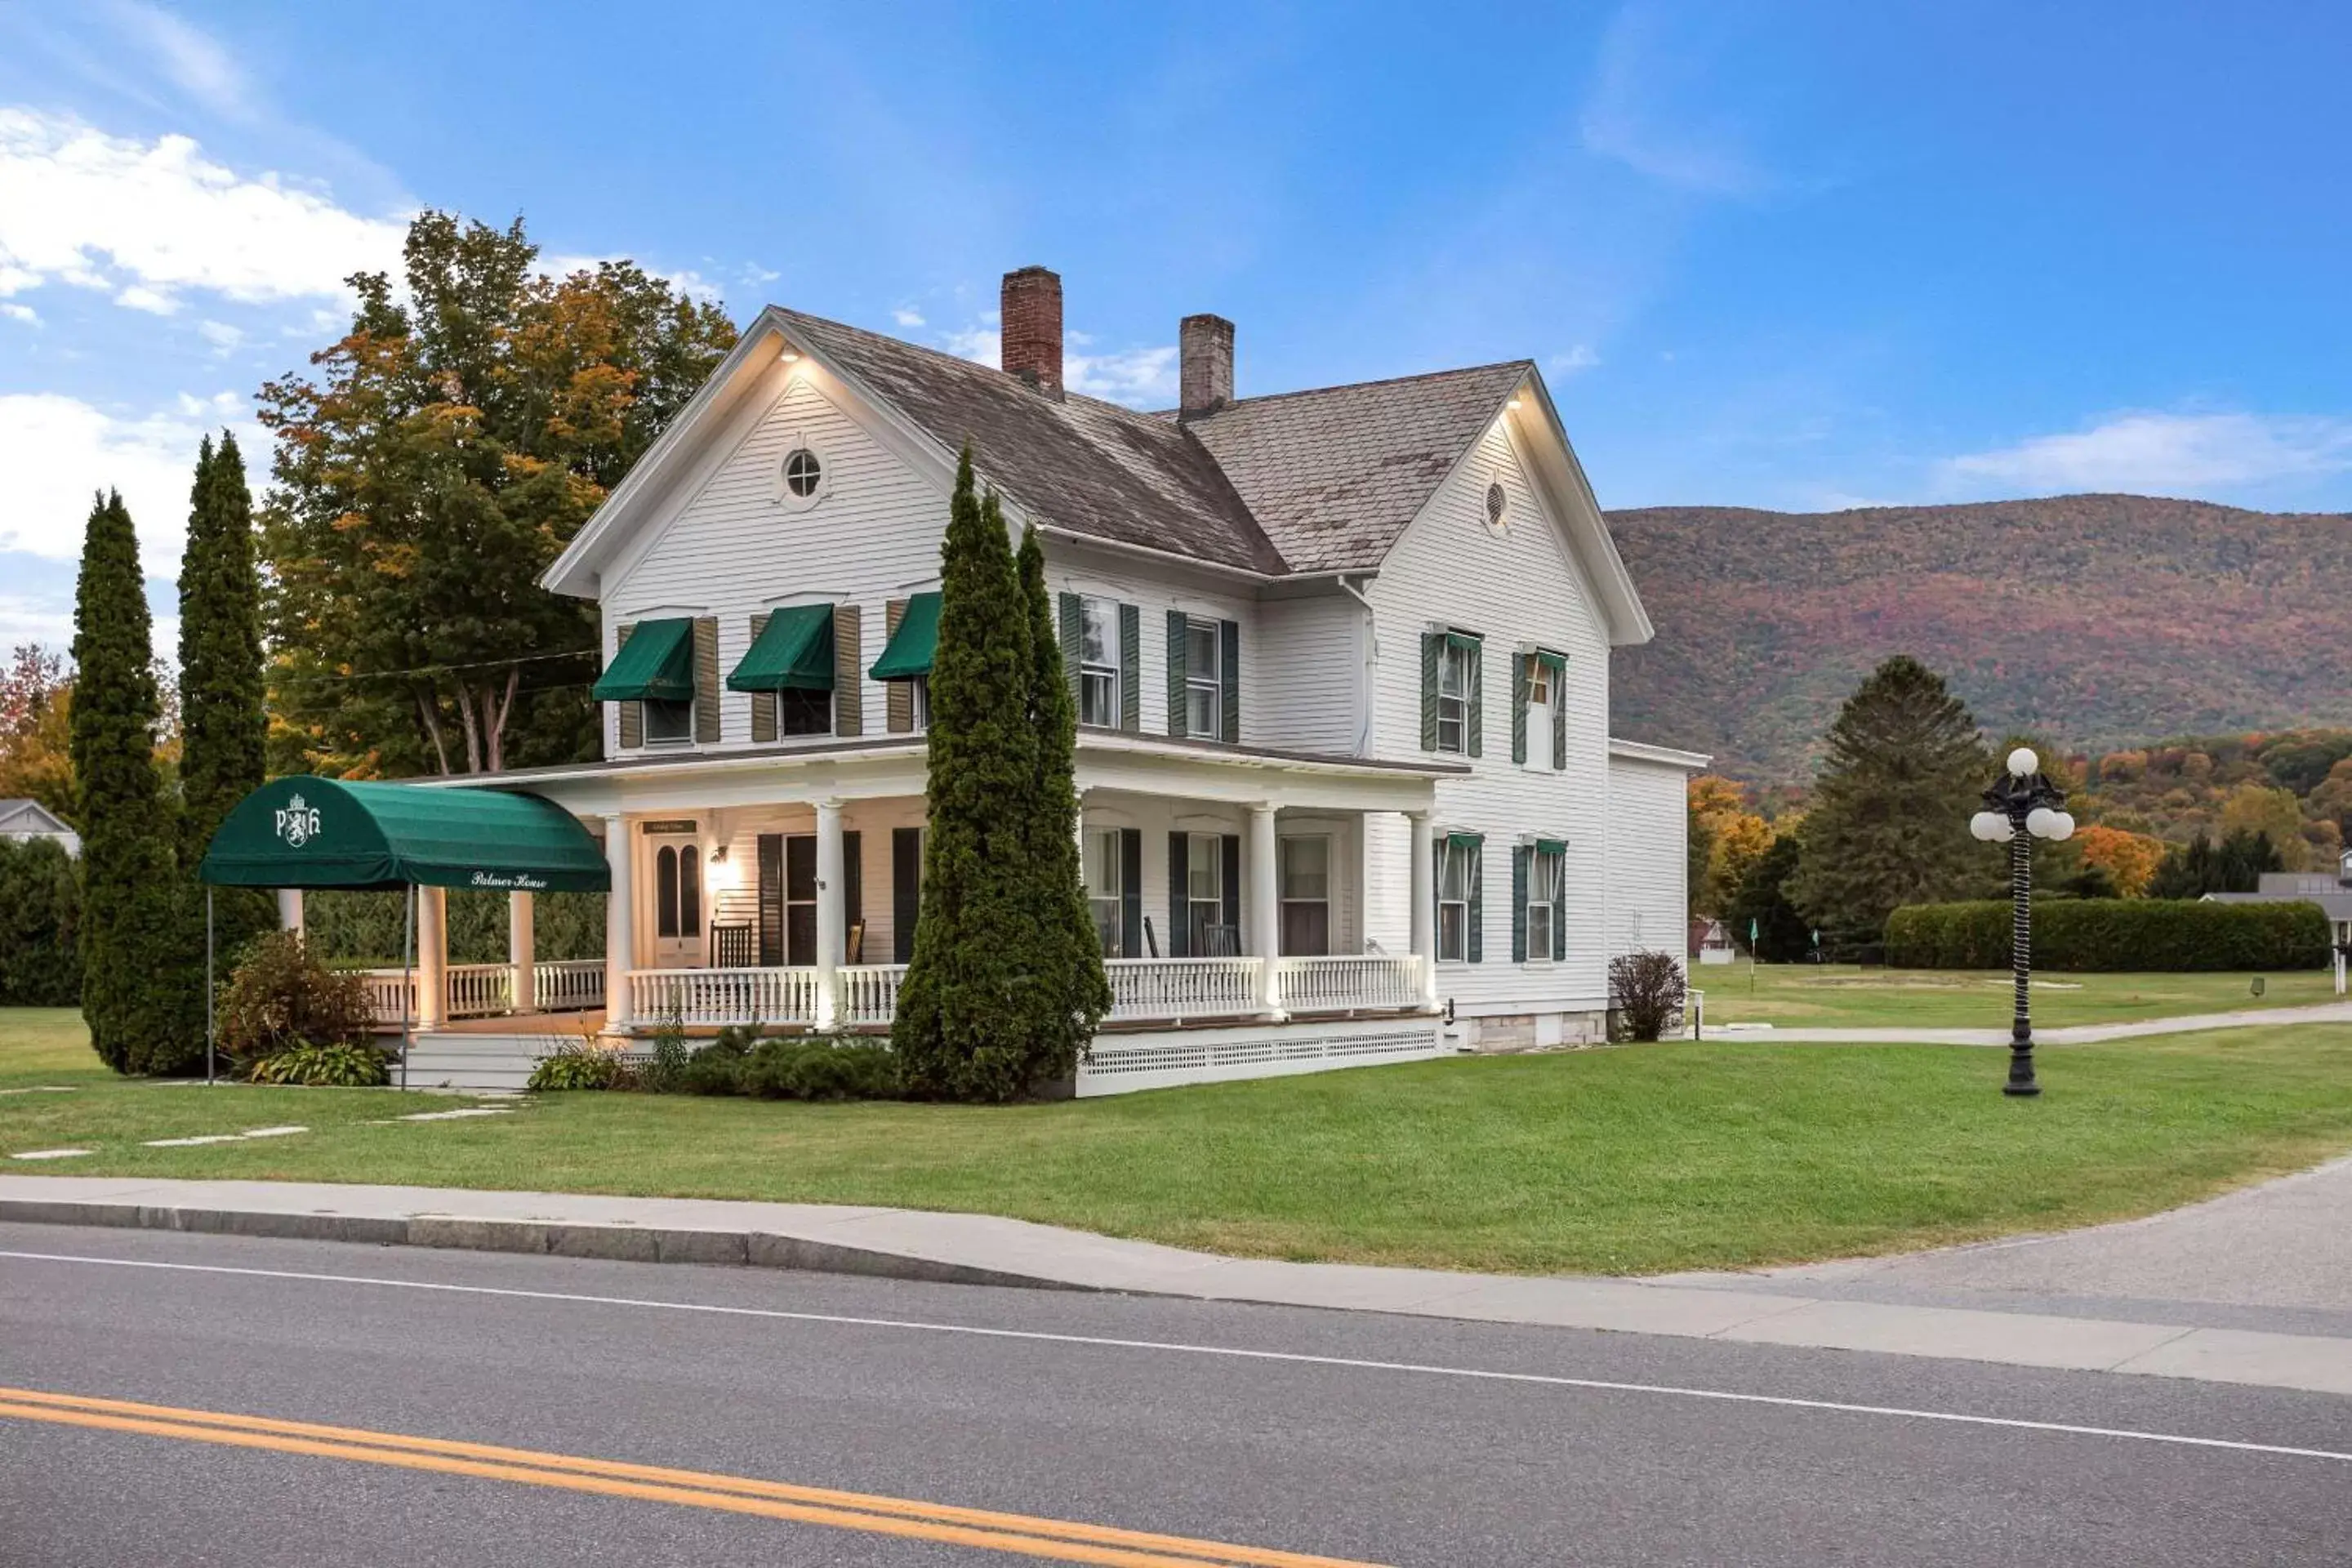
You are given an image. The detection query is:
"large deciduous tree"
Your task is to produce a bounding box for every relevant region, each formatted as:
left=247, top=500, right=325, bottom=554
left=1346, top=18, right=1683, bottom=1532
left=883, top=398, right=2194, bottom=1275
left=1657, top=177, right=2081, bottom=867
left=1786, top=655, right=1990, bottom=949
left=177, top=432, right=274, bottom=956
left=259, top=212, right=736, bottom=777
left=72, top=491, right=199, bottom=1073
left=0, top=644, right=74, bottom=823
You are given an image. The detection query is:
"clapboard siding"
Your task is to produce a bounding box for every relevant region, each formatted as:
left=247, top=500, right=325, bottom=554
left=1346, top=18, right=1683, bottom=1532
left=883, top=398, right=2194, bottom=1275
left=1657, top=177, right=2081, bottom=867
left=1605, top=755, right=1690, bottom=964
left=1251, top=595, right=1362, bottom=754
left=1045, top=561, right=1257, bottom=742
left=1363, top=416, right=1616, bottom=1013
left=602, top=372, right=946, bottom=757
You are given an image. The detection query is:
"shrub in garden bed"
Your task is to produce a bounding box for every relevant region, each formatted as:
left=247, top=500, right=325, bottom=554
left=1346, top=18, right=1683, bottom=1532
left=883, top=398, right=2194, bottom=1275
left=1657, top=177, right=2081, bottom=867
left=220, top=931, right=378, bottom=1077
left=1608, top=951, right=1688, bottom=1042
left=247, top=1041, right=390, bottom=1086
left=1886, top=898, right=2331, bottom=971
left=528, top=1039, right=631, bottom=1091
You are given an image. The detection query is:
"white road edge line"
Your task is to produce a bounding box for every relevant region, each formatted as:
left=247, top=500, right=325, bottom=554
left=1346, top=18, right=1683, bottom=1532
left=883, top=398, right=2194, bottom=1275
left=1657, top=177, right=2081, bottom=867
left=3, top=1247, right=2346, bottom=1465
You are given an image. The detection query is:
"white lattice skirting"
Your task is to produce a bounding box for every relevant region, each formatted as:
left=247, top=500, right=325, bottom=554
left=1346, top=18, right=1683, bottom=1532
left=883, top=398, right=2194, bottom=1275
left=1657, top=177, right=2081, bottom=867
left=1076, top=1022, right=1446, bottom=1098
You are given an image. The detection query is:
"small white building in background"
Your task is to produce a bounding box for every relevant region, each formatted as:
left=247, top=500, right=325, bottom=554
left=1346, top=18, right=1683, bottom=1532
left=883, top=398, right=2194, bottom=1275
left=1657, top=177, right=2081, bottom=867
left=0, top=800, right=78, bottom=856
left=403, top=268, right=1704, bottom=1093
left=2204, top=849, right=2352, bottom=950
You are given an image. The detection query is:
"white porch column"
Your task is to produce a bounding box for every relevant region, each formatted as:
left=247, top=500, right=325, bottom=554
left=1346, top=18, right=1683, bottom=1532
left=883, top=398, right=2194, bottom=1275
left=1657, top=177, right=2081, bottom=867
left=815, top=798, right=844, bottom=1031
left=277, top=889, right=304, bottom=938
left=604, top=816, right=634, bottom=1031
left=1248, top=802, right=1282, bottom=1017
left=1408, top=809, right=1437, bottom=1006
left=415, top=885, right=448, bottom=1031
left=508, top=890, right=536, bottom=1014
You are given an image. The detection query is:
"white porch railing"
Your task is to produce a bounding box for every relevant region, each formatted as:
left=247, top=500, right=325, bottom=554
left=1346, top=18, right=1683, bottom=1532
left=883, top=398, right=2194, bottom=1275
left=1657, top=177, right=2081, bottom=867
left=629, top=966, right=822, bottom=1027
left=1272, top=955, right=1423, bottom=1013
left=533, top=959, right=606, bottom=1013
left=1104, top=957, right=1261, bottom=1022
left=840, top=964, right=907, bottom=1027
left=446, top=963, right=514, bottom=1018
left=357, top=970, right=415, bottom=1027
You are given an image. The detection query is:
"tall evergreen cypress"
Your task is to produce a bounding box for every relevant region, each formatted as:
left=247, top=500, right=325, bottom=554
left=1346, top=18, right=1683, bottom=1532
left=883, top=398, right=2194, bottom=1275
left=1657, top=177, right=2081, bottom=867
left=1016, top=519, right=1109, bottom=1076
left=894, top=448, right=1045, bottom=1100
left=1785, top=655, right=1990, bottom=950
left=72, top=490, right=197, bottom=1074
left=178, top=432, right=274, bottom=957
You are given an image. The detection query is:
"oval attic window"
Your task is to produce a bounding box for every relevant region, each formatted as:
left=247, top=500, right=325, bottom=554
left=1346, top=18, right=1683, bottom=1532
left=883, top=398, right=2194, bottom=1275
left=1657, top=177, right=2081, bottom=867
left=1484, top=480, right=1508, bottom=532
left=783, top=448, right=823, bottom=498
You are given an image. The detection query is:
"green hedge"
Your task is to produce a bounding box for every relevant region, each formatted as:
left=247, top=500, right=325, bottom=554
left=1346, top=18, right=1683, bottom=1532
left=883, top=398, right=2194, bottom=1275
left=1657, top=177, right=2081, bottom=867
left=0, top=836, right=82, bottom=1005
left=303, top=889, right=604, bottom=967
left=1886, top=899, right=2332, bottom=972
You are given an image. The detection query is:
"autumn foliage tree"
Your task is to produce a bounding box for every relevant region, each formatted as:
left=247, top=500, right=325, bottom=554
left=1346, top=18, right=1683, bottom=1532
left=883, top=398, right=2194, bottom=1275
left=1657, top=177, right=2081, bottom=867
left=0, top=644, right=74, bottom=823
left=260, top=212, right=736, bottom=777
left=2073, top=824, right=2165, bottom=898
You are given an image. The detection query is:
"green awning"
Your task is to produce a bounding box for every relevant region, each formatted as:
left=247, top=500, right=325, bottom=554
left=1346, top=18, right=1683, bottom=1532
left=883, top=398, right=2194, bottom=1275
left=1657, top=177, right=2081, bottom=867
left=728, top=603, right=835, bottom=692
left=1444, top=831, right=1483, bottom=851
left=199, top=775, right=610, bottom=893
left=869, top=591, right=941, bottom=681
left=1535, top=838, right=1568, bottom=856
left=591, top=617, right=694, bottom=702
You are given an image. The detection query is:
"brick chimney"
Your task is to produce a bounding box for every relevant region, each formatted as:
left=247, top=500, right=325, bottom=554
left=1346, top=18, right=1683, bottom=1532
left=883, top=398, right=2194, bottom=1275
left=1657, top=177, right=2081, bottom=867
left=1000, top=266, right=1063, bottom=398
left=1179, top=314, right=1234, bottom=417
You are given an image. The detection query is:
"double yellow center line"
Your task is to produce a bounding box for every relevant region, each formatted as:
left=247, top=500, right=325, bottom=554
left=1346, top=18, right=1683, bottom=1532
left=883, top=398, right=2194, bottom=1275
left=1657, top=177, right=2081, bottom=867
left=0, top=1386, right=1388, bottom=1567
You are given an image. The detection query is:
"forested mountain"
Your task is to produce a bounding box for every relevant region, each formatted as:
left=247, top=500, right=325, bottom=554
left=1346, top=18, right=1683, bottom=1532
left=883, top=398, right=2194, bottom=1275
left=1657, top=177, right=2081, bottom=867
left=1607, top=494, right=2352, bottom=783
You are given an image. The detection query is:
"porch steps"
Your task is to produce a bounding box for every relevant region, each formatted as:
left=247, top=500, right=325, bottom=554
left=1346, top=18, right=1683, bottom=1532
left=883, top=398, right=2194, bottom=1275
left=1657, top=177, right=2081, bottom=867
left=397, top=1031, right=575, bottom=1093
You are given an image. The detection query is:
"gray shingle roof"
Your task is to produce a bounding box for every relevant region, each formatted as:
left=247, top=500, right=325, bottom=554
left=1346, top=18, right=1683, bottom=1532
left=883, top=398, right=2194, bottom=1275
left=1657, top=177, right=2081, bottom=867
left=1179, top=361, right=1532, bottom=574
left=776, top=308, right=1526, bottom=578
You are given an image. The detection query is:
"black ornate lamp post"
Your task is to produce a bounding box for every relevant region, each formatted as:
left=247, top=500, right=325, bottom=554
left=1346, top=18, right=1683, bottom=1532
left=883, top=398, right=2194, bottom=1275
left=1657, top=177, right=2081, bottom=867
left=1971, top=747, right=2075, bottom=1097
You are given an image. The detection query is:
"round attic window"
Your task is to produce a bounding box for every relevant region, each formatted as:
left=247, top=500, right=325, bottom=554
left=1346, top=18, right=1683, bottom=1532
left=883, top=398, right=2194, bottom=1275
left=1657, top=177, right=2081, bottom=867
left=1484, top=479, right=1508, bottom=535
left=783, top=448, right=822, bottom=497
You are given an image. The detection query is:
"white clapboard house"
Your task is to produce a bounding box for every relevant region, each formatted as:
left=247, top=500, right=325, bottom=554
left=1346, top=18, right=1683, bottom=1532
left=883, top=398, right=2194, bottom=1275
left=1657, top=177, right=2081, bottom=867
left=394, top=268, right=1703, bottom=1093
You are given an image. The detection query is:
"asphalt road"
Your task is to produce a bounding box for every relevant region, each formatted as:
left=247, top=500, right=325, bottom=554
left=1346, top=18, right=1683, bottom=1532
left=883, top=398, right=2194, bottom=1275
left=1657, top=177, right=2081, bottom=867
left=2, top=1222, right=2349, bottom=1566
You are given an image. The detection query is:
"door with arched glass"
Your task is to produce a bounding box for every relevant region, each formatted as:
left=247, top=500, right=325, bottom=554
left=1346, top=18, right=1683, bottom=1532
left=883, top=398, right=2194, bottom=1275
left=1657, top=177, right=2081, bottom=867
left=649, top=830, right=703, bottom=968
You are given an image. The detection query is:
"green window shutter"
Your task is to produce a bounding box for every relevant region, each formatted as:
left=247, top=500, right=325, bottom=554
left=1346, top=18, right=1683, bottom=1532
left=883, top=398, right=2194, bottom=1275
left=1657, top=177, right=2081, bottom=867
left=1465, top=639, right=1483, bottom=758
left=1466, top=835, right=1485, bottom=962
left=1119, top=602, right=1141, bottom=732
left=747, top=614, right=776, bottom=742
left=1552, top=849, right=1567, bottom=961
left=1220, top=835, right=1241, bottom=947
left=614, top=623, right=641, bottom=749
left=693, top=617, right=721, bottom=743
left=1510, top=651, right=1530, bottom=765
left=1545, top=653, right=1568, bottom=769
left=884, top=601, right=911, bottom=733
left=756, top=833, right=783, bottom=966
left=1165, top=610, right=1187, bottom=737
left=1166, top=832, right=1190, bottom=956
left=1511, top=844, right=1528, bottom=963
left=1059, top=592, right=1082, bottom=712
left=1120, top=828, right=1143, bottom=957
left=833, top=603, right=862, bottom=736
left=890, top=826, right=921, bottom=964
left=1419, top=632, right=1440, bottom=751
left=1218, top=618, right=1240, bottom=742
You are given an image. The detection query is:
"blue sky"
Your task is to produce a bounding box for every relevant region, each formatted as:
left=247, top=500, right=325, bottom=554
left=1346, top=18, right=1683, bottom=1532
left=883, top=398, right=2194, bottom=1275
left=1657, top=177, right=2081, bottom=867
left=2, top=1, right=2349, bottom=653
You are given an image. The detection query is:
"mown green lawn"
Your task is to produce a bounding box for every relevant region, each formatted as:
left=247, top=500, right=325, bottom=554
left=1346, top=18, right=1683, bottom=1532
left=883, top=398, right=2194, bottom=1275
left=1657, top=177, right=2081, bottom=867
left=1696, top=958, right=2338, bottom=1029
left=8, top=1006, right=2352, bottom=1276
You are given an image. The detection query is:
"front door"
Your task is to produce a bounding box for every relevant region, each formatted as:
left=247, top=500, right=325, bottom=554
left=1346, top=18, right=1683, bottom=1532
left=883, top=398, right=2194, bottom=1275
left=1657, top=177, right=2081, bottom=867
left=649, top=833, right=702, bottom=968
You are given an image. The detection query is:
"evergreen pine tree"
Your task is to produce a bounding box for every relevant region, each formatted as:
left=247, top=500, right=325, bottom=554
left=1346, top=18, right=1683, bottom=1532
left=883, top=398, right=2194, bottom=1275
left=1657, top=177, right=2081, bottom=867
left=178, top=432, right=274, bottom=958
left=72, top=490, right=197, bottom=1074
left=1015, top=519, right=1109, bottom=1076
left=1726, top=831, right=1811, bottom=963
left=893, top=448, right=1045, bottom=1101
left=1785, top=655, right=1990, bottom=950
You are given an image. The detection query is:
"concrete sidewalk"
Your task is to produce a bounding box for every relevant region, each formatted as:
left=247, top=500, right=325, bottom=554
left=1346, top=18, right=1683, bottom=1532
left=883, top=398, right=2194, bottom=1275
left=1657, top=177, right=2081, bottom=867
left=1705, top=998, right=2352, bottom=1045
left=5, top=1173, right=2350, bottom=1401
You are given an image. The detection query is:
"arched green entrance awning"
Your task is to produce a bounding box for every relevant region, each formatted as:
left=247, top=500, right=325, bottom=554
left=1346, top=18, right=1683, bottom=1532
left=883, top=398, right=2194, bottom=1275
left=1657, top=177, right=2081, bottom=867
left=198, top=775, right=610, bottom=893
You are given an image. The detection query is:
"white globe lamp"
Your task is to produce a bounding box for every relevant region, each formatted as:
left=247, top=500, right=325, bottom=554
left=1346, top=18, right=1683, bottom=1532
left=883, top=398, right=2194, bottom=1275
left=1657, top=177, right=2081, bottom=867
left=1970, top=810, right=2008, bottom=842
left=2025, top=807, right=2058, bottom=839
left=2048, top=810, right=2075, bottom=841
left=2007, top=746, right=2038, bottom=778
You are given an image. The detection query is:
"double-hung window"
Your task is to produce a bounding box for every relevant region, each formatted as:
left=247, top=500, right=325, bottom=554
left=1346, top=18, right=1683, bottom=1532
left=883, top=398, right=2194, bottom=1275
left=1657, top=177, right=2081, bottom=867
left=1437, top=836, right=1478, bottom=962
left=1080, top=598, right=1120, bottom=728
left=644, top=698, right=693, bottom=745
left=1084, top=828, right=1124, bottom=958
left=1186, top=832, right=1227, bottom=955
left=1279, top=835, right=1330, bottom=956
left=1526, top=845, right=1561, bottom=960
left=909, top=675, right=931, bottom=733
left=1525, top=656, right=1553, bottom=770
left=1437, top=638, right=1474, bottom=754
left=777, top=687, right=830, bottom=737
left=1184, top=617, right=1221, bottom=738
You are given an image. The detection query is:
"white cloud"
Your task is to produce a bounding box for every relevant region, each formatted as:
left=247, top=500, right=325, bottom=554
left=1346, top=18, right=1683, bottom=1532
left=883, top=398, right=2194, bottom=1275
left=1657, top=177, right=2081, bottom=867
left=0, top=302, right=36, bottom=324
left=0, top=108, right=408, bottom=310
left=1580, top=3, right=1767, bottom=197
left=0, top=390, right=260, bottom=575
left=196, top=318, right=243, bottom=352
left=100, top=0, right=253, bottom=122
left=1067, top=345, right=1179, bottom=407
left=942, top=323, right=1000, bottom=366
left=114, top=282, right=178, bottom=314
left=1941, top=411, right=2352, bottom=495
left=892, top=306, right=925, bottom=327
left=1549, top=345, right=1601, bottom=374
